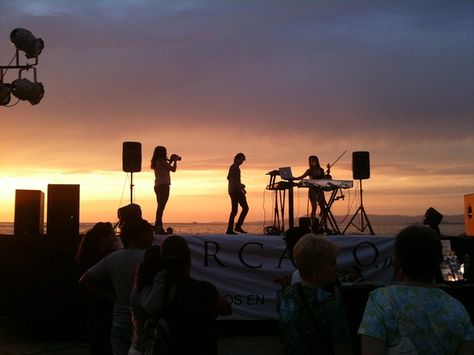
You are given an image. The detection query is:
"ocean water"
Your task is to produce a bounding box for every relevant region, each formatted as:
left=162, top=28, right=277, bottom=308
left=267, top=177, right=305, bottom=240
left=0, top=221, right=466, bottom=236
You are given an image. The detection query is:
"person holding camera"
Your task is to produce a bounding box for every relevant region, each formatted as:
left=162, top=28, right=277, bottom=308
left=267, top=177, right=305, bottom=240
left=151, top=146, right=180, bottom=235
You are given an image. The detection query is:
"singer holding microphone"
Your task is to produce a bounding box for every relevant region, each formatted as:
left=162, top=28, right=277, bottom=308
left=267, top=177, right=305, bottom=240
left=150, top=146, right=180, bottom=234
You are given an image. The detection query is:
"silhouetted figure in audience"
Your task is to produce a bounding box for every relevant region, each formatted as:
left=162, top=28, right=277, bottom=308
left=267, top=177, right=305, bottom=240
left=76, top=222, right=116, bottom=276
left=279, top=234, right=352, bottom=355
left=359, top=225, right=474, bottom=355
left=80, top=219, right=154, bottom=355
left=151, top=146, right=179, bottom=235
left=423, top=207, right=443, bottom=236
left=129, top=246, right=167, bottom=355
left=76, top=222, right=116, bottom=355
left=160, top=235, right=232, bottom=355
left=226, top=152, right=249, bottom=234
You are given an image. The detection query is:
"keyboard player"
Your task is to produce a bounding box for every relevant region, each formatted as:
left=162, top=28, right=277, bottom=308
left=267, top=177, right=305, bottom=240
left=294, top=155, right=330, bottom=230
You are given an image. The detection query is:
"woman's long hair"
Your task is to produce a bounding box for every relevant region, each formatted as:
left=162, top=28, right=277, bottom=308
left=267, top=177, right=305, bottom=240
left=135, top=245, right=164, bottom=292
left=76, top=222, right=115, bottom=276
left=308, top=155, right=321, bottom=169
left=150, top=146, right=167, bottom=169
left=160, top=235, right=191, bottom=279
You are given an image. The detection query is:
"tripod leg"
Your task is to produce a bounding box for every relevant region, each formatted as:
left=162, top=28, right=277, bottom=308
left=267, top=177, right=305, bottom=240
left=342, top=206, right=362, bottom=234
left=360, top=207, right=375, bottom=235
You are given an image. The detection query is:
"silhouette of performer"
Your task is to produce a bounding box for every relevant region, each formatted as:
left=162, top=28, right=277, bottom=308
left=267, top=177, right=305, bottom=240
left=151, top=146, right=179, bottom=234
left=294, top=155, right=328, bottom=230
left=226, top=152, right=249, bottom=234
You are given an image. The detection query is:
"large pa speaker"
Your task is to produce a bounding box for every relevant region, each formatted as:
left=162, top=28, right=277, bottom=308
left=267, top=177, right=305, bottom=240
left=352, top=151, right=370, bottom=180
left=14, top=189, right=45, bottom=236
left=122, top=141, right=142, bottom=172
left=465, top=194, right=474, bottom=237
left=47, top=184, right=80, bottom=236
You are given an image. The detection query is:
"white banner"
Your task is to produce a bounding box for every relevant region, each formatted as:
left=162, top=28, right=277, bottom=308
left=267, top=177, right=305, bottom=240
left=154, top=234, right=395, bottom=320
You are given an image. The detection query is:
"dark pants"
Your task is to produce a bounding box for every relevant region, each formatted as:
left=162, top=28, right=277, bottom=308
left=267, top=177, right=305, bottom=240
left=227, top=190, right=249, bottom=231
left=154, top=184, right=170, bottom=227
left=86, top=297, right=113, bottom=355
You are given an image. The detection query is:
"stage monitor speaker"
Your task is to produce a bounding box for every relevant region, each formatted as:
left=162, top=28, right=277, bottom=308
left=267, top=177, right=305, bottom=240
left=122, top=141, right=142, bottom=173
left=352, top=151, right=370, bottom=180
left=47, top=184, right=80, bottom=236
left=298, top=217, right=312, bottom=233
left=14, top=189, right=44, bottom=236
left=465, top=194, right=474, bottom=237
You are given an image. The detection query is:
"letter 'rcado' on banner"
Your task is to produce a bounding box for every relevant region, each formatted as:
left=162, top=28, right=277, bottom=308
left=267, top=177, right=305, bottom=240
left=154, top=234, right=395, bottom=320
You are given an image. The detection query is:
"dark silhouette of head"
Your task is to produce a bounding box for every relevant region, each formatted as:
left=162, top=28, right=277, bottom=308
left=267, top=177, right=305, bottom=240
left=120, top=218, right=154, bottom=249
left=423, top=207, right=443, bottom=236
left=395, top=225, right=443, bottom=283
left=293, top=233, right=339, bottom=285
left=309, top=155, right=321, bottom=169
left=135, top=245, right=164, bottom=292
left=76, top=221, right=115, bottom=274
left=151, top=146, right=167, bottom=168
left=234, top=152, right=246, bottom=164
left=160, top=235, right=191, bottom=278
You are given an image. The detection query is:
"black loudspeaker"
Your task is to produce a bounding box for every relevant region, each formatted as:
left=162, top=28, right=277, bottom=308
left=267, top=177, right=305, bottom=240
left=47, top=184, right=80, bottom=236
left=122, top=141, right=142, bottom=172
left=14, top=190, right=45, bottom=236
left=352, top=151, right=370, bottom=180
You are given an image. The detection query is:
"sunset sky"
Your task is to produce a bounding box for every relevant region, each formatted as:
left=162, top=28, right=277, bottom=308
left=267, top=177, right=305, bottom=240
left=1, top=0, right=473, bottom=225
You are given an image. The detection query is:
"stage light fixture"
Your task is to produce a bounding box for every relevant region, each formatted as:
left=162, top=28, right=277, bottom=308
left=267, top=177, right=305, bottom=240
left=0, top=83, right=12, bottom=106
left=11, top=78, right=44, bottom=105
left=10, top=28, right=44, bottom=59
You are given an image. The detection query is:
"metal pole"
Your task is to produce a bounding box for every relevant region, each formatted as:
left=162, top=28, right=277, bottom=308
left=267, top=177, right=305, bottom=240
left=130, top=172, right=134, bottom=204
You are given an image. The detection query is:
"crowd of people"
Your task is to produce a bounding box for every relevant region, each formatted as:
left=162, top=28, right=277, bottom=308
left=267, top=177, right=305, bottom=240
left=76, top=218, right=474, bottom=355
left=77, top=219, right=231, bottom=355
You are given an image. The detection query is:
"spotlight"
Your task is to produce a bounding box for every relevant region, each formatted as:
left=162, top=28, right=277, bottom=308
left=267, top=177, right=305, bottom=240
left=11, top=78, right=44, bottom=105
left=0, top=83, right=12, bottom=106
left=10, top=28, right=44, bottom=59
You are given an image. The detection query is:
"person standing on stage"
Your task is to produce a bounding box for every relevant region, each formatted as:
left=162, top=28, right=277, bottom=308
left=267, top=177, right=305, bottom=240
left=295, top=155, right=328, bottom=230
left=151, top=146, right=179, bottom=235
left=226, top=152, right=249, bottom=234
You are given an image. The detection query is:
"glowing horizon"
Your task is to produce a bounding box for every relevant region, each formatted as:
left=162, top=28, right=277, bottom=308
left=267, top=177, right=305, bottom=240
left=0, top=162, right=471, bottom=224
left=1, top=1, right=473, bottom=224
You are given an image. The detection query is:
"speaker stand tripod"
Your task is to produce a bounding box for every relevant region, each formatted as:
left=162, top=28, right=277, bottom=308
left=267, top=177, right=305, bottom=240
left=129, top=172, right=135, bottom=204
left=343, top=179, right=374, bottom=235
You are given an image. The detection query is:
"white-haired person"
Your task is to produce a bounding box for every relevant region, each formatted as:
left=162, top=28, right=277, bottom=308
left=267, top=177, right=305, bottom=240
left=359, top=225, right=474, bottom=355
left=279, top=233, right=352, bottom=355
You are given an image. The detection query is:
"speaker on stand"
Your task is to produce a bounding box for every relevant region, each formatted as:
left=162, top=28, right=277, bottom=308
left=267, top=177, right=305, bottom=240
left=343, top=151, right=374, bottom=235
left=122, top=141, right=142, bottom=204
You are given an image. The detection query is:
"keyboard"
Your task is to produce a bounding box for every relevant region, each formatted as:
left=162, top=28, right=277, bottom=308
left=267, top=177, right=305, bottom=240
left=297, top=179, right=353, bottom=189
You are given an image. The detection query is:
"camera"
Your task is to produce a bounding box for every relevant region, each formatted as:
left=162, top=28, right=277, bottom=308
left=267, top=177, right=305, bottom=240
left=170, top=154, right=182, bottom=161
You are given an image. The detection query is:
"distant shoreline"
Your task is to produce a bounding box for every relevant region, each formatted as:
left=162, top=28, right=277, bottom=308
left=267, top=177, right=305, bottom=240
left=0, top=214, right=465, bottom=225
